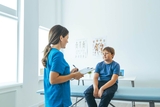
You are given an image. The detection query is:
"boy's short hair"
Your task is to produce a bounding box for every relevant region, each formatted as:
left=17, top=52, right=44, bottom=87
left=103, top=47, right=115, bottom=55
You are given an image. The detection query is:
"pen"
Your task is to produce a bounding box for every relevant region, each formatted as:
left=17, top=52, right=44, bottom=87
left=73, top=65, right=76, bottom=68
left=71, top=65, right=77, bottom=80
left=73, top=65, right=78, bottom=71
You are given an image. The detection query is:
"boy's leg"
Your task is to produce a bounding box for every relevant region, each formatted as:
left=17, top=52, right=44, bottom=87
left=99, top=84, right=118, bottom=107
left=84, top=85, right=97, bottom=107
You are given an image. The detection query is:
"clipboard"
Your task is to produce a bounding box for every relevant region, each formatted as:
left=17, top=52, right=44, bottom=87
left=79, top=67, right=95, bottom=74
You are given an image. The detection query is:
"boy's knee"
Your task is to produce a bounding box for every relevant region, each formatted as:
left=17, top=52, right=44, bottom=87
left=84, top=89, right=88, bottom=95
left=102, top=93, right=114, bottom=99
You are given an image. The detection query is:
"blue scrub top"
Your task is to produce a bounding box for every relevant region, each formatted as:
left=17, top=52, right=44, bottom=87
left=95, top=61, right=120, bottom=83
left=44, top=48, right=72, bottom=107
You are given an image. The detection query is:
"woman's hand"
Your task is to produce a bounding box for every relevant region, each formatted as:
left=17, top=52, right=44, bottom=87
left=73, top=72, right=84, bottom=80
left=70, top=68, right=78, bottom=73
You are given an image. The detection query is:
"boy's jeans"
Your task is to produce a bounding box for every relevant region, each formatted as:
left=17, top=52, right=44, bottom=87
left=84, top=81, right=118, bottom=107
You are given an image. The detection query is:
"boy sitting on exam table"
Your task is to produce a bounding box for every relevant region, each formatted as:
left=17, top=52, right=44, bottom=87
left=84, top=46, right=120, bottom=107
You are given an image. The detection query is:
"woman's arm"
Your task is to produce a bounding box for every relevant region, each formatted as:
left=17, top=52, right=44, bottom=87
left=49, top=70, right=83, bottom=84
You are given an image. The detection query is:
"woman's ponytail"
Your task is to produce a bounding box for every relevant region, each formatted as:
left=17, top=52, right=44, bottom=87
left=41, top=45, right=51, bottom=67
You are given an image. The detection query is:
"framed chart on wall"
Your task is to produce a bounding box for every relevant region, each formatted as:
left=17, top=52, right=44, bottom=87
left=74, top=39, right=88, bottom=58
left=92, top=37, right=107, bottom=57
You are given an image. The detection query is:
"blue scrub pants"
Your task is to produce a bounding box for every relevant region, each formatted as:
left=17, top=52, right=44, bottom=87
left=84, top=81, right=118, bottom=107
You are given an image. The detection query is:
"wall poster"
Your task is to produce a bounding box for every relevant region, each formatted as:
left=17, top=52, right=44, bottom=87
left=92, top=37, right=107, bottom=57
left=75, top=39, right=88, bottom=58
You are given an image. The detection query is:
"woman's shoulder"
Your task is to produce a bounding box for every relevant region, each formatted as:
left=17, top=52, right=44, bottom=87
left=50, top=48, right=63, bottom=57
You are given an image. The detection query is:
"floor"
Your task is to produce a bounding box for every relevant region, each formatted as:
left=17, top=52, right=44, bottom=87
left=39, top=98, right=160, bottom=107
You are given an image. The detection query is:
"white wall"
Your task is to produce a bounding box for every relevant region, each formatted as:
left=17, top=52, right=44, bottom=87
left=21, top=0, right=42, bottom=106
left=39, top=0, right=62, bottom=28
left=62, top=0, right=160, bottom=87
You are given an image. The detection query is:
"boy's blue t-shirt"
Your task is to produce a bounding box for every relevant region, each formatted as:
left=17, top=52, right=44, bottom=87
left=44, top=48, right=72, bottom=107
left=95, top=60, right=120, bottom=83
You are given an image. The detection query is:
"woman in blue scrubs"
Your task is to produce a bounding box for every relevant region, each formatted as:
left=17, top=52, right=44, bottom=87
left=41, top=25, right=84, bottom=107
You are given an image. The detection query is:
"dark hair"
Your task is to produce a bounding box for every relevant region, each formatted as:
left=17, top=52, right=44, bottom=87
left=103, top=46, right=115, bottom=56
left=41, top=25, right=69, bottom=67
